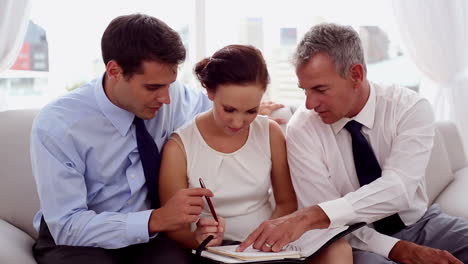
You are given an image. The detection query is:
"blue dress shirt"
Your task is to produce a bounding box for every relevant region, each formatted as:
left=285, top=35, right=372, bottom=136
left=30, top=74, right=211, bottom=249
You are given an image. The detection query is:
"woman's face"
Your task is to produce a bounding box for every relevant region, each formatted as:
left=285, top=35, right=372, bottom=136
left=208, top=83, right=265, bottom=136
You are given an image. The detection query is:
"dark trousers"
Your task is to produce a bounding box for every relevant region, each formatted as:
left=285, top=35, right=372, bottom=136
left=33, top=218, right=194, bottom=264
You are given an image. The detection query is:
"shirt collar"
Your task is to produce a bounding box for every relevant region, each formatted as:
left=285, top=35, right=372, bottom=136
left=95, top=73, right=135, bottom=136
left=331, top=82, right=376, bottom=134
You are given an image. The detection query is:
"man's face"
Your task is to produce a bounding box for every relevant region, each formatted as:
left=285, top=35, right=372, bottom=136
left=111, top=61, right=177, bottom=120
left=296, top=53, right=359, bottom=124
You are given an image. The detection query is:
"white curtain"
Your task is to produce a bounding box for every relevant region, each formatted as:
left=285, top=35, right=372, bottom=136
left=392, top=0, right=468, bottom=153
left=0, top=0, right=32, bottom=72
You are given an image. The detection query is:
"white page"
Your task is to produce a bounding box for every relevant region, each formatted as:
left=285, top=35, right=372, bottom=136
left=207, top=245, right=301, bottom=261
left=287, top=226, right=349, bottom=256
left=199, top=226, right=348, bottom=261
left=198, top=250, right=250, bottom=263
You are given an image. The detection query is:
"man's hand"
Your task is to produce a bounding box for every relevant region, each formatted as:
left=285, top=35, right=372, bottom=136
left=237, top=205, right=330, bottom=253
left=389, top=240, right=462, bottom=264
left=148, top=188, right=213, bottom=233
left=259, top=101, right=287, bottom=125
left=195, top=217, right=225, bottom=247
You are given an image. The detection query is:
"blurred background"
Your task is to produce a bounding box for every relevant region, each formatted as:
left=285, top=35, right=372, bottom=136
left=2, top=0, right=467, bottom=150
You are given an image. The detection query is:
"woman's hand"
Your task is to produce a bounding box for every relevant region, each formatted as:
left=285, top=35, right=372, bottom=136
left=195, top=217, right=225, bottom=247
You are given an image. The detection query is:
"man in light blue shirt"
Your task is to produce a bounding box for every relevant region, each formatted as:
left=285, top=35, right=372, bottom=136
left=31, top=14, right=214, bottom=264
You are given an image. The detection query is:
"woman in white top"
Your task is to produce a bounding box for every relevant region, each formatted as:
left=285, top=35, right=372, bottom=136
left=159, top=45, right=352, bottom=263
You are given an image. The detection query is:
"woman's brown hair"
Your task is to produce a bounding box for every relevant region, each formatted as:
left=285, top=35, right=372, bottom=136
left=194, top=45, right=269, bottom=93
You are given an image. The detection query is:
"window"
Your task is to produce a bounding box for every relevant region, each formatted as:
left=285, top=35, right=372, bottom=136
left=1, top=0, right=196, bottom=110
left=204, top=0, right=421, bottom=106
left=0, top=0, right=421, bottom=110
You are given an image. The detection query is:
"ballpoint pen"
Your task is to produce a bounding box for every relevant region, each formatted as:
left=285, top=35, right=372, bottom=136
left=199, top=177, right=219, bottom=222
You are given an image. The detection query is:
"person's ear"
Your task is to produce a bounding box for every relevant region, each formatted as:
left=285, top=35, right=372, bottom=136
left=106, top=60, right=123, bottom=81
left=349, top=64, right=364, bottom=88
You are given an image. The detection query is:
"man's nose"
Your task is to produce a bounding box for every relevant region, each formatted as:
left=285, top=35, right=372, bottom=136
left=305, top=94, right=319, bottom=110
left=157, top=86, right=171, bottom=104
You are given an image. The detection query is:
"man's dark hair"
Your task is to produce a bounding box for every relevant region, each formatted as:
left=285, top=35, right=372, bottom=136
left=101, top=13, right=186, bottom=79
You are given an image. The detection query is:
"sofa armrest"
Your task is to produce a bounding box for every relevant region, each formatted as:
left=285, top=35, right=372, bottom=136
left=0, top=219, right=36, bottom=264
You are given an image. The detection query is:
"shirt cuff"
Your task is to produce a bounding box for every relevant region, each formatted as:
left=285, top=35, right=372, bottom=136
left=367, top=233, right=400, bottom=258
left=318, top=197, right=356, bottom=228
left=126, top=210, right=153, bottom=245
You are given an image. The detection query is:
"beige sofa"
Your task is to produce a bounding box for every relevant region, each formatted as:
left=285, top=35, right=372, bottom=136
left=1, top=108, right=468, bottom=263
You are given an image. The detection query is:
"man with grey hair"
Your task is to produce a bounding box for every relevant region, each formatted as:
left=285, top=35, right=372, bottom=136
left=239, top=23, right=468, bottom=263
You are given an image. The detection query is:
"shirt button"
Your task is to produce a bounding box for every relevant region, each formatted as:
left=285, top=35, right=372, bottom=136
left=137, top=238, right=142, bottom=243
left=130, top=174, right=136, bottom=179
left=127, top=199, right=133, bottom=205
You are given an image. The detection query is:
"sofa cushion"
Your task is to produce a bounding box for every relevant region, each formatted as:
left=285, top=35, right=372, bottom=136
left=0, top=219, right=36, bottom=264
left=436, top=121, right=468, bottom=172
left=0, top=109, right=40, bottom=239
left=425, top=128, right=454, bottom=204
left=434, top=167, right=468, bottom=220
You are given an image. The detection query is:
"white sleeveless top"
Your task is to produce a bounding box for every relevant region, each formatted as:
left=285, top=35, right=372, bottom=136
left=175, top=115, right=273, bottom=241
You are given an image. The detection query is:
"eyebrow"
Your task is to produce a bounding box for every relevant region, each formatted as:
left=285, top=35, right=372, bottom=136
left=144, top=83, right=167, bottom=89
left=222, top=104, right=259, bottom=112
left=298, top=84, right=327, bottom=90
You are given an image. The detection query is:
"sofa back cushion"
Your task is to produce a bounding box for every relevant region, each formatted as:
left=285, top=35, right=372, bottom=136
left=436, top=121, right=468, bottom=173
left=425, top=127, right=454, bottom=204
left=0, top=109, right=40, bottom=239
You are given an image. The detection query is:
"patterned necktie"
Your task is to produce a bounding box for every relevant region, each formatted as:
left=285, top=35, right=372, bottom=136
left=133, top=116, right=161, bottom=209
left=345, top=120, right=405, bottom=235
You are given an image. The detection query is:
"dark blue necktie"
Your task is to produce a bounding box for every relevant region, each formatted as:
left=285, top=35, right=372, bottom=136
left=134, top=116, right=161, bottom=209
left=345, top=120, right=405, bottom=235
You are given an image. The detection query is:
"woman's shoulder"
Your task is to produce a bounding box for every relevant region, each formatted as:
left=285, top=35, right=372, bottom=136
left=252, top=115, right=282, bottom=134
left=174, top=115, right=199, bottom=135
left=252, top=114, right=270, bottom=128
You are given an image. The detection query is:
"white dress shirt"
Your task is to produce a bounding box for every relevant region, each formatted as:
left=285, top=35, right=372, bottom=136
left=286, top=82, right=435, bottom=258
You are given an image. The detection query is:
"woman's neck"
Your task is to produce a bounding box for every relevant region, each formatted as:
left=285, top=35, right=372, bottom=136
left=195, top=110, right=250, bottom=153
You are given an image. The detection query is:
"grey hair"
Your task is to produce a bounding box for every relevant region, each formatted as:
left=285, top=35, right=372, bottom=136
left=293, top=23, right=366, bottom=78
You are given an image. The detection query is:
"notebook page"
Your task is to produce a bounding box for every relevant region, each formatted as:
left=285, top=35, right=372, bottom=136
left=198, top=250, right=250, bottom=263
left=287, top=226, right=349, bottom=257
left=206, top=245, right=301, bottom=261
left=201, top=225, right=354, bottom=261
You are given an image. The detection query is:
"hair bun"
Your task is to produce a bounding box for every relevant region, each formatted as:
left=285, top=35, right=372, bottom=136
left=194, top=57, right=210, bottom=76
left=193, top=45, right=269, bottom=92
left=194, top=57, right=211, bottom=89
